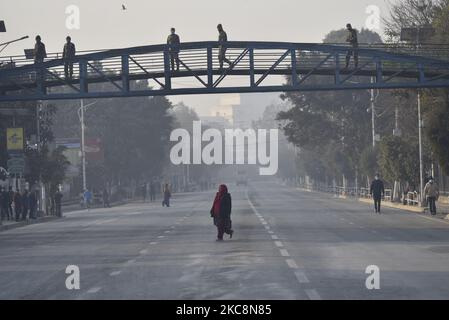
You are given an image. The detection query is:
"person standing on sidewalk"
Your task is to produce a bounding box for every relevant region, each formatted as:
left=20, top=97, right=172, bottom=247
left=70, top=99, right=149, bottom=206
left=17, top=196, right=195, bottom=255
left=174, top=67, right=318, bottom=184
left=141, top=183, right=148, bottom=203
left=8, top=186, right=14, bottom=219
left=13, top=190, right=22, bottom=222
left=21, top=190, right=30, bottom=221
left=102, top=188, right=110, bottom=208
left=149, top=181, right=156, bottom=203
left=370, top=174, right=385, bottom=214
left=210, top=184, right=234, bottom=241
left=83, top=189, right=93, bottom=210
left=162, top=184, right=171, bottom=207
left=54, top=189, right=64, bottom=217
left=424, top=177, right=439, bottom=215
left=0, top=187, right=10, bottom=221
left=29, top=190, right=37, bottom=219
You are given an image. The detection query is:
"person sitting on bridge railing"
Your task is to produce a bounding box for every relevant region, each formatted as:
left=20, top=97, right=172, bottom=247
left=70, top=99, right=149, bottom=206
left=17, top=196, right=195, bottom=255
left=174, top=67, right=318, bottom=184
left=345, top=24, right=358, bottom=69
left=217, top=24, right=232, bottom=70
left=167, top=28, right=180, bottom=72
left=63, top=36, right=76, bottom=79
left=33, top=35, right=47, bottom=64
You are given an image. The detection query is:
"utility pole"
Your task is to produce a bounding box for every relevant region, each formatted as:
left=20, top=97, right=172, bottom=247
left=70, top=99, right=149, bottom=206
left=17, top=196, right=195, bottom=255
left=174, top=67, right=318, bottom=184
left=371, top=77, right=376, bottom=148
left=80, top=99, right=87, bottom=192
left=36, top=100, right=46, bottom=215
left=79, top=100, right=98, bottom=192
left=418, top=90, right=424, bottom=206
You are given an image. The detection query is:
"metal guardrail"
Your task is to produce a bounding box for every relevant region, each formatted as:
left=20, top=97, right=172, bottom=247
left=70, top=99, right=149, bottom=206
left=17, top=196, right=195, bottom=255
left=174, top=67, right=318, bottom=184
left=406, top=191, right=420, bottom=206
left=300, top=183, right=394, bottom=201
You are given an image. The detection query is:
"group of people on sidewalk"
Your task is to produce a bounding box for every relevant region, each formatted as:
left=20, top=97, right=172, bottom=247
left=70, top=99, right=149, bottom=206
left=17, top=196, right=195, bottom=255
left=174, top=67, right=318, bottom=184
left=370, top=174, right=441, bottom=215
left=140, top=182, right=171, bottom=207
left=0, top=187, right=38, bottom=224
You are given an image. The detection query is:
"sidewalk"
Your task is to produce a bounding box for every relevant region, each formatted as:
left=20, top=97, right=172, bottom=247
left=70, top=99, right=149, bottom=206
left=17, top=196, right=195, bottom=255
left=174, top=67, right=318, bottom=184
left=0, top=215, right=60, bottom=231
left=0, top=199, right=129, bottom=232
left=296, top=186, right=449, bottom=221
left=358, top=197, right=449, bottom=219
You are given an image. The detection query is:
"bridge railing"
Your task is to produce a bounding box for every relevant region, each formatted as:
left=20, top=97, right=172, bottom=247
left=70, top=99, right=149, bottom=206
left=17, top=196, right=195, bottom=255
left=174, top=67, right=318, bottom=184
left=2, top=41, right=449, bottom=101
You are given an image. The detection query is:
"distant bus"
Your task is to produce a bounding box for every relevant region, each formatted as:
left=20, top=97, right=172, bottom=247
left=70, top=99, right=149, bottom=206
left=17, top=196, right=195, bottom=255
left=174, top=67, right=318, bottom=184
left=236, top=169, right=248, bottom=186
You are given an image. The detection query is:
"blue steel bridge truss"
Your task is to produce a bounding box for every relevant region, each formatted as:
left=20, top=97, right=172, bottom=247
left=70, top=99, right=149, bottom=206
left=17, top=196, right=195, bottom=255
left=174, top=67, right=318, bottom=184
left=0, top=41, right=449, bottom=102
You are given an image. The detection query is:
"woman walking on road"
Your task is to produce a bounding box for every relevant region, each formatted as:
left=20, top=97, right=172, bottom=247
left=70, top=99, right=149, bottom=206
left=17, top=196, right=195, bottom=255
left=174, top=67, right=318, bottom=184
left=210, top=184, right=234, bottom=241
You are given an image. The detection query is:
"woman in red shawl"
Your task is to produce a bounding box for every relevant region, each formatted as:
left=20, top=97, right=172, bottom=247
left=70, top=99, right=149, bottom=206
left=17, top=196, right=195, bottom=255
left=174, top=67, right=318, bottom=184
left=210, top=184, right=234, bottom=241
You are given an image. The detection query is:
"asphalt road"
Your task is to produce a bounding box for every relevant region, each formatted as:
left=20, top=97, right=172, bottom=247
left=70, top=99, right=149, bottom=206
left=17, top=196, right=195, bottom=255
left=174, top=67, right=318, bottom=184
left=1, top=180, right=449, bottom=300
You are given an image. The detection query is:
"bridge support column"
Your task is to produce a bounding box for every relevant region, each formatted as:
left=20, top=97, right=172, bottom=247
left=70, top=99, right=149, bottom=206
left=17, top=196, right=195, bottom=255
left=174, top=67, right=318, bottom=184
left=121, top=55, right=130, bottom=93
left=291, top=48, right=298, bottom=87
left=79, top=60, right=88, bottom=94
left=376, top=58, right=383, bottom=84
left=249, top=48, right=255, bottom=87
left=164, top=49, right=172, bottom=90
left=334, top=53, right=341, bottom=85
left=207, top=46, right=213, bottom=88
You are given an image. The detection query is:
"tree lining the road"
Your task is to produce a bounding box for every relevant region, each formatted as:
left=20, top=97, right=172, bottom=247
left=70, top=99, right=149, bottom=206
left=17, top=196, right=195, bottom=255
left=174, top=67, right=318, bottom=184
left=277, top=1, right=449, bottom=192
left=0, top=98, right=69, bottom=208
left=52, top=76, right=174, bottom=198
left=384, top=0, right=449, bottom=184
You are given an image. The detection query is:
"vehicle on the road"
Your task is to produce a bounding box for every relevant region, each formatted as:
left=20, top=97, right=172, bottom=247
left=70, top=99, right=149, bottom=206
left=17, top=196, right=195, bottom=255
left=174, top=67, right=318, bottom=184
left=236, top=169, right=248, bottom=186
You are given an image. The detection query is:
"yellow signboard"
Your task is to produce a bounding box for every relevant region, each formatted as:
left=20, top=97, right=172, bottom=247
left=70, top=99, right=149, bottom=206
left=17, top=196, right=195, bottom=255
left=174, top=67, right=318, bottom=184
left=7, top=128, right=24, bottom=151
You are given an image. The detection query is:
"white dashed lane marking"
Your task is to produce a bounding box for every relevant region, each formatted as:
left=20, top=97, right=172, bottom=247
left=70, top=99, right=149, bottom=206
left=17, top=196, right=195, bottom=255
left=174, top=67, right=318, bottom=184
left=110, top=271, right=122, bottom=277
left=274, top=241, right=284, bottom=248
left=125, top=259, right=136, bottom=266
left=87, top=287, right=102, bottom=294
left=247, top=190, right=321, bottom=300
left=305, top=289, right=322, bottom=300
left=294, top=270, right=310, bottom=284
left=286, top=259, right=299, bottom=269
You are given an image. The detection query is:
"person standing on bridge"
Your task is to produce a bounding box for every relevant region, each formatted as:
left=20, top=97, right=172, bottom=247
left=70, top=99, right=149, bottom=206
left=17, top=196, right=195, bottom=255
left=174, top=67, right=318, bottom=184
left=34, top=35, right=47, bottom=84
left=34, top=35, right=47, bottom=64
left=217, top=24, right=232, bottom=70
left=345, top=24, right=358, bottom=69
left=63, top=36, right=76, bottom=79
left=167, top=28, right=180, bottom=72
left=210, top=184, right=234, bottom=241
left=370, top=174, right=385, bottom=214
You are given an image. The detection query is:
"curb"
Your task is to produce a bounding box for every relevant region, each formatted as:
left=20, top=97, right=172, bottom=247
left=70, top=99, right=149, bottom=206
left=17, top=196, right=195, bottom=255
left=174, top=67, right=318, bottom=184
left=358, top=198, right=425, bottom=213
left=0, top=216, right=61, bottom=232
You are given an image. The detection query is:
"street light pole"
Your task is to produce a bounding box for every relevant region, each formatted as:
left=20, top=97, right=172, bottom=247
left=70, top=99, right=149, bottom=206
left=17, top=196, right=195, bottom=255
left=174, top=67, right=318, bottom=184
left=78, top=100, right=98, bottom=192
left=80, top=99, right=87, bottom=191
left=371, top=77, right=376, bottom=148
left=418, top=90, right=425, bottom=206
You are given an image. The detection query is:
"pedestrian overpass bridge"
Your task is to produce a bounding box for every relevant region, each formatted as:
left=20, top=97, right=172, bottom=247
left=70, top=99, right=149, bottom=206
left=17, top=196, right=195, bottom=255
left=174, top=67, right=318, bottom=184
left=0, top=41, right=448, bottom=102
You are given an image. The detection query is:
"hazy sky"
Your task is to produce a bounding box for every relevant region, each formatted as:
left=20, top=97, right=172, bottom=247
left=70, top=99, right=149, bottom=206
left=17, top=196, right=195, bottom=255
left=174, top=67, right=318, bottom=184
left=0, top=0, right=396, bottom=114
